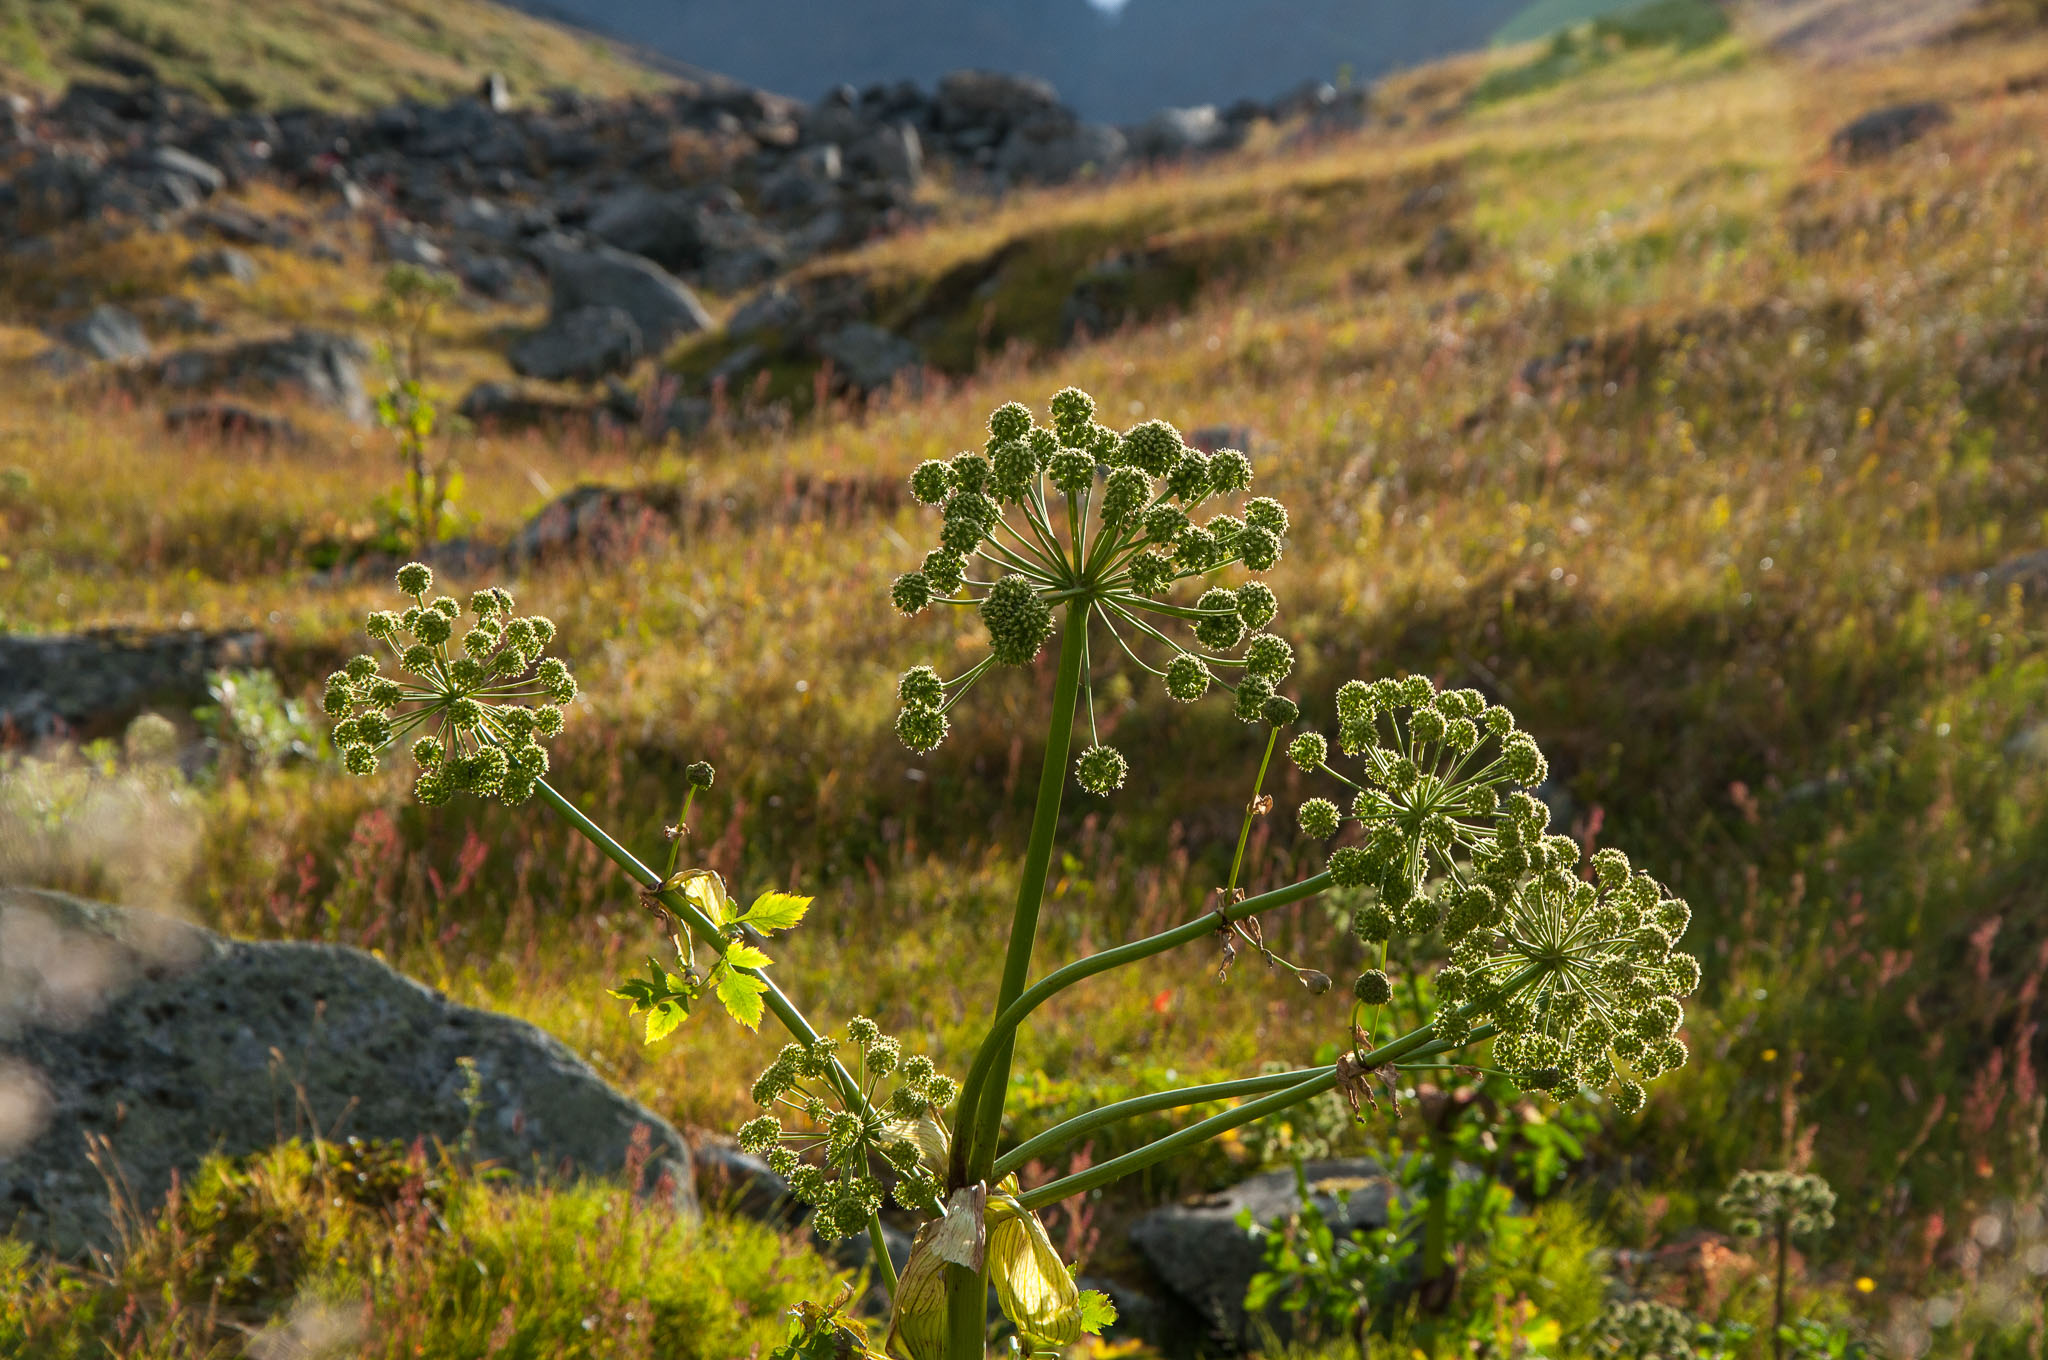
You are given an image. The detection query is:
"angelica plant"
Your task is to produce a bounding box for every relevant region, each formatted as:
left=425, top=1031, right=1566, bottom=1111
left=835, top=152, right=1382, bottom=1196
left=325, top=387, right=1701, bottom=1360
left=1722, top=1170, right=1837, bottom=1360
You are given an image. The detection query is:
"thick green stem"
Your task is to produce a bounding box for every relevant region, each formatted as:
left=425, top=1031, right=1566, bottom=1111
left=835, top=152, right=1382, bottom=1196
left=951, top=600, right=1091, bottom=1187
left=1419, top=1127, right=1452, bottom=1300
left=531, top=780, right=901, bottom=1297
left=867, top=1210, right=899, bottom=1294
left=942, top=601, right=1088, bottom=1360
left=1773, top=1220, right=1788, bottom=1360
left=993, top=1067, right=1331, bottom=1180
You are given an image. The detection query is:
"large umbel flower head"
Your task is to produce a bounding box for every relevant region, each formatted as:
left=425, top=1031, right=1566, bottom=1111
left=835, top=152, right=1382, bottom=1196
left=1291, top=672, right=1700, bottom=1112
left=327, top=562, right=576, bottom=806
left=890, top=388, right=1295, bottom=793
left=1720, top=1169, right=1837, bottom=1239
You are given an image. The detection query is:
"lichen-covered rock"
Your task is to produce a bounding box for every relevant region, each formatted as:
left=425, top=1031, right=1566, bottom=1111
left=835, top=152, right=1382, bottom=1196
left=0, top=891, right=696, bottom=1259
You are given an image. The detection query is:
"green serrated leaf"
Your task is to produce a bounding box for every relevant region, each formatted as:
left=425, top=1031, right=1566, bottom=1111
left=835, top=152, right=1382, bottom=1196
left=740, top=891, right=812, bottom=933
left=608, top=979, right=657, bottom=1010
left=714, top=963, right=768, bottom=1031
left=724, top=942, right=774, bottom=971
left=1078, top=1290, right=1117, bottom=1335
left=645, top=998, right=688, bottom=1044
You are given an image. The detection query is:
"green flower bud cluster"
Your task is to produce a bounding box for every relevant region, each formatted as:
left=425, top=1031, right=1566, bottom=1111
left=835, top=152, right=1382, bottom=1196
left=1719, top=1169, right=1837, bottom=1239
left=1437, top=842, right=1698, bottom=1111
left=1291, top=675, right=1536, bottom=905
left=1292, top=674, right=1696, bottom=1108
left=738, top=1018, right=959, bottom=1240
left=331, top=563, right=572, bottom=806
left=889, top=389, right=1298, bottom=794
left=1596, top=1300, right=1698, bottom=1360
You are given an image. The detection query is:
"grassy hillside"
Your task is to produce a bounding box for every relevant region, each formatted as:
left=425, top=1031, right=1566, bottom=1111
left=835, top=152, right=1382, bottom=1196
left=0, top=0, right=666, bottom=109
left=5, top=14, right=2048, bottom=1358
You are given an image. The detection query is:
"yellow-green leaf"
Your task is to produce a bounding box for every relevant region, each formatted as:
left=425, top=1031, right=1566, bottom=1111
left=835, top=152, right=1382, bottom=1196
left=1078, top=1289, right=1117, bottom=1335
left=742, top=890, right=812, bottom=932
left=713, top=963, right=768, bottom=1030
left=673, top=870, right=731, bottom=927
left=724, top=942, right=774, bottom=971
left=644, top=998, right=687, bottom=1044
left=986, top=1195, right=1080, bottom=1345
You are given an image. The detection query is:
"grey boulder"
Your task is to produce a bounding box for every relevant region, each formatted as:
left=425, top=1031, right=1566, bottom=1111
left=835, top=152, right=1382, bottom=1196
left=160, top=329, right=372, bottom=422
left=1831, top=101, right=1952, bottom=162
left=186, top=246, right=258, bottom=284
left=998, top=117, right=1126, bottom=185
left=60, top=304, right=150, bottom=362
left=1130, top=105, right=1227, bottom=160
left=0, top=891, right=696, bottom=1260
left=539, top=241, right=712, bottom=350
left=726, top=285, right=805, bottom=340
left=815, top=322, right=921, bottom=393
left=509, top=304, right=644, bottom=382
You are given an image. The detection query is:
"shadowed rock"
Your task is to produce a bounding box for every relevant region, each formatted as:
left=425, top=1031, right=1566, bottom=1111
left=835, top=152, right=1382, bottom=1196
left=0, top=891, right=697, bottom=1260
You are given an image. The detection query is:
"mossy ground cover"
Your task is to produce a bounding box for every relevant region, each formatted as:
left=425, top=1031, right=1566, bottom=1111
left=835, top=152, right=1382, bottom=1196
left=6, top=16, right=2048, bottom=1357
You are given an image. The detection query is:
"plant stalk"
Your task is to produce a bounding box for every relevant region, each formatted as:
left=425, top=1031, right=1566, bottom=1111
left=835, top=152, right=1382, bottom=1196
left=952, top=599, right=1091, bottom=1186
left=1773, top=1219, right=1788, bottom=1360
left=530, top=779, right=901, bottom=1297
left=1016, top=1023, right=1504, bottom=1211
left=993, top=1066, right=1333, bottom=1180
left=942, top=600, right=1089, bottom=1360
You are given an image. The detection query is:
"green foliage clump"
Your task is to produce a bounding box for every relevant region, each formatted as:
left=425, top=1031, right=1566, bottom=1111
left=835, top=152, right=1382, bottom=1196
left=0, top=1137, right=840, bottom=1360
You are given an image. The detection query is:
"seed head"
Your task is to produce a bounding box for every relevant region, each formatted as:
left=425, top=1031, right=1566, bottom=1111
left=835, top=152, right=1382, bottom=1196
left=1121, top=419, right=1182, bottom=476
left=1050, top=386, right=1095, bottom=437
left=1208, top=448, right=1254, bottom=496
left=895, top=704, right=948, bottom=754
left=1100, top=466, right=1149, bottom=525
left=1353, top=969, right=1393, bottom=1005
left=1244, top=497, right=1289, bottom=537
left=1238, top=526, right=1281, bottom=572
left=980, top=575, right=1054, bottom=666
left=1288, top=731, right=1328, bottom=772
left=396, top=562, right=433, bottom=596
left=1243, top=634, right=1295, bottom=683
left=922, top=549, right=966, bottom=596
left=1164, top=654, right=1211, bottom=701
left=949, top=451, right=993, bottom=496
left=897, top=665, right=944, bottom=708
left=892, top=572, right=933, bottom=616
left=989, top=401, right=1034, bottom=443
left=1193, top=588, right=1245, bottom=649
left=1236, top=581, right=1277, bottom=629
left=1298, top=797, right=1340, bottom=838
left=1166, top=450, right=1212, bottom=504
left=909, top=460, right=953, bottom=505
left=1075, top=744, right=1128, bottom=795
left=1048, top=448, right=1095, bottom=495
left=1233, top=674, right=1274, bottom=723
